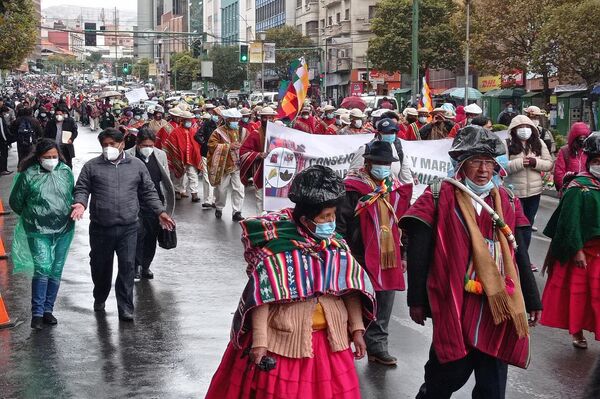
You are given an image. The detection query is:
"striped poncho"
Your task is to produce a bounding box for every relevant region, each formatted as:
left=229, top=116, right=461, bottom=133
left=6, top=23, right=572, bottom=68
left=230, top=208, right=376, bottom=348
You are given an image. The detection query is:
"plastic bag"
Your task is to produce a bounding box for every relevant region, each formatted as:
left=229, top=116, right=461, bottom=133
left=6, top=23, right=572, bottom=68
left=288, top=165, right=345, bottom=205
left=449, top=125, right=506, bottom=163
left=11, top=220, right=35, bottom=276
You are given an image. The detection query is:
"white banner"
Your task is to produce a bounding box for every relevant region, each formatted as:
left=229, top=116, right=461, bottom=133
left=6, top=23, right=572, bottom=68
left=125, top=88, right=149, bottom=104
left=263, top=123, right=456, bottom=210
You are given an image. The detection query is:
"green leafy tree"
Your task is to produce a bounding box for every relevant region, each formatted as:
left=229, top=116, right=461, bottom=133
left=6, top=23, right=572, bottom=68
left=132, top=58, right=150, bottom=81
left=367, top=0, right=463, bottom=75
left=87, top=51, right=103, bottom=64
left=172, top=53, right=200, bottom=90
left=0, top=0, right=38, bottom=70
left=207, top=45, right=246, bottom=91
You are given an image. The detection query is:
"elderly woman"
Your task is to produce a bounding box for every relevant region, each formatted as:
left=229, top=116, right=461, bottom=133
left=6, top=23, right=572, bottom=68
left=206, top=165, right=376, bottom=399
left=542, top=133, right=600, bottom=349
left=504, top=115, right=554, bottom=268
left=9, top=139, right=76, bottom=330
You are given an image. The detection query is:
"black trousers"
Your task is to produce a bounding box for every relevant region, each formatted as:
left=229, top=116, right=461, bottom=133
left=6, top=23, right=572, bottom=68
left=416, top=346, right=508, bottom=399
left=17, top=143, right=32, bottom=165
left=89, top=222, right=138, bottom=314
left=135, top=213, right=160, bottom=270
left=0, top=142, right=8, bottom=172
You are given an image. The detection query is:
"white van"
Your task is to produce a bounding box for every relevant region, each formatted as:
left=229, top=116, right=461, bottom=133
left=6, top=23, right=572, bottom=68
left=250, top=91, right=279, bottom=106
left=359, top=95, right=400, bottom=113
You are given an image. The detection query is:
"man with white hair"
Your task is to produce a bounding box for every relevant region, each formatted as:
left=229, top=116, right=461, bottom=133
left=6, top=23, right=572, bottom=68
left=207, top=108, right=245, bottom=221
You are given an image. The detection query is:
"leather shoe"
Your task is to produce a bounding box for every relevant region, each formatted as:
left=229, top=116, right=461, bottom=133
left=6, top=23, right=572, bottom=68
left=93, top=301, right=105, bottom=312
left=141, top=269, right=154, bottom=279
left=31, top=316, right=43, bottom=330
left=368, top=351, right=398, bottom=366
left=119, top=311, right=134, bottom=322
left=215, top=209, right=222, bottom=219
left=232, top=212, right=244, bottom=222
left=43, top=312, right=58, bottom=325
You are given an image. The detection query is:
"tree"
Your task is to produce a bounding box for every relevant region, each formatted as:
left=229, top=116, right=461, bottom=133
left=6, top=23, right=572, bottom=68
left=172, top=53, right=200, bottom=90
left=367, top=0, right=463, bottom=75
left=132, top=58, right=150, bottom=81
left=87, top=51, right=103, bottom=64
left=541, top=0, right=600, bottom=89
left=0, top=0, right=38, bottom=70
left=469, top=0, right=575, bottom=104
left=207, top=45, right=246, bottom=91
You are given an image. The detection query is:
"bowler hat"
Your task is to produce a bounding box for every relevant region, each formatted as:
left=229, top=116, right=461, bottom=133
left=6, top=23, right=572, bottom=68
left=363, top=141, right=399, bottom=163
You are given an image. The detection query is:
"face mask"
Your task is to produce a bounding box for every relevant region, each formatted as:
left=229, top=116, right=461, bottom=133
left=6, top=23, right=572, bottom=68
left=507, top=107, right=514, bottom=113
left=242, top=117, right=250, bottom=123
left=211, top=115, right=219, bottom=122
left=381, top=134, right=396, bottom=143
left=531, top=119, right=540, bottom=127
left=354, top=120, right=363, bottom=128
left=516, top=127, right=532, bottom=141
left=467, top=118, right=473, bottom=124
left=301, top=114, right=309, bottom=120
left=139, top=147, right=154, bottom=158
left=55, top=115, right=64, bottom=122
left=40, top=158, right=59, bottom=172
left=195, top=114, right=202, bottom=119
left=590, top=165, right=600, bottom=179
left=40, top=113, right=46, bottom=118
left=183, top=121, right=193, bottom=128
left=134, top=115, right=141, bottom=120
left=370, top=164, right=392, bottom=180
left=312, top=220, right=336, bottom=240
left=229, top=121, right=239, bottom=130
left=335, top=119, right=342, bottom=126
left=50, top=111, right=55, bottom=115
left=326, top=113, right=334, bottom=119
left=103, top=145, right=121, bottom=161
left=465, top=177, right=494, bottom=195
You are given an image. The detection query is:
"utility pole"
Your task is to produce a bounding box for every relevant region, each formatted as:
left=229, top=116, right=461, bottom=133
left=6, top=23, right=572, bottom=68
left=411, top=0, right=419, bottom=106
left=464, top=0, right=471, bottom=106
left=114, top=7, right=119, bottom=92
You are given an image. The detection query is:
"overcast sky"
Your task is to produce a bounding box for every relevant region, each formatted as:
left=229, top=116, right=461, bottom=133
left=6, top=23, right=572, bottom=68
left=42, top=0, right=136, bottom=11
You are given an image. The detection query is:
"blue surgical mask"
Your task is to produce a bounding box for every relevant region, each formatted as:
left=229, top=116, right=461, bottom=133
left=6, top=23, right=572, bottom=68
left=242, top=117, right=250, bottom=123
left=312, top=220, right=336, bottom=239
left=211, top=115, right=219, bottom=122
left=229, top=121, right=239, bottom=130
left=465, top=177, right=494, bottom=195
left=371, top=165, right=392, bottom=180
left=183, top=121, right=192, bottom=128
left=381, top=134, right=396, bottom=143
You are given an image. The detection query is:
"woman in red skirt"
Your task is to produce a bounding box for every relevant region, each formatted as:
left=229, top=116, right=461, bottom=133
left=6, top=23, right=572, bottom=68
left=205, top=165, right=376, bottom=399
left=542, top=132, right=600, bottom=349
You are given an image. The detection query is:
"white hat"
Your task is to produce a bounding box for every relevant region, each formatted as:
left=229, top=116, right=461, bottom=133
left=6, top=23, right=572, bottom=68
left=464, top=103, right=483, bottom=115
left=201, top=112, right=211, bottom=119
left=340, top=114, right=351, bottom=125
left=417, top=107, right=430, bottom=114
left=432, top=107, right=446, bottom=114
left=259, top=106, right=278, bottom=116
left=154, top=105, right=165, bottom=113
left=371, top=109, right=386, bottom=118
left=349, top=108, right=366, bottom=118
left=147, top=105, right=156, bottom=114
left=322, top=104, right=336, bottom=112
left=301, top=106, right=311, bottom=113
left=403, top=107, right=418, bottom=117
left=334, top=107, right=349, bottom=116
left=221, top=108, right=242, bottom=119
left=524, top=105, right=545, bottom=116
left=204, top=103, right=216, bottom=110
left=168, top=107, right=184, bottom=117
left=240, top=107, right=251, bottom=116
left=180, top=110, right=195, bottom=119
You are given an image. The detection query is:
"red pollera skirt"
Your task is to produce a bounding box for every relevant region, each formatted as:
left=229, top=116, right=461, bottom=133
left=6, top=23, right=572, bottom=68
left=205, top=330, right=361, bottom=399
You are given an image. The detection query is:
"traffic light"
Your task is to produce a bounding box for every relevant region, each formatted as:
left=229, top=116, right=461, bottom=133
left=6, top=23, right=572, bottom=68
left=122, top=63, right=129, bottom=74
left=84, top=23, right=97, bottom=46
left=239, top=44, right=248, bottom=63
left=319, top=73, right=324, bottom=84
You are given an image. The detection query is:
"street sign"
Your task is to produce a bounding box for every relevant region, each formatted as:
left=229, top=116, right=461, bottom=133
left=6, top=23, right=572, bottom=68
left=201, top=61, right=213, bottom=78
left=249, top=42, right=263, bottom=64
left=148, top=63, right=157, bottom=76
left=263, top=43, right=276, bottom=64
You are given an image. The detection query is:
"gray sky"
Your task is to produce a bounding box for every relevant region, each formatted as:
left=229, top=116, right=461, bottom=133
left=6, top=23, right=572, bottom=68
left=42, top=0, right=136, bottom=11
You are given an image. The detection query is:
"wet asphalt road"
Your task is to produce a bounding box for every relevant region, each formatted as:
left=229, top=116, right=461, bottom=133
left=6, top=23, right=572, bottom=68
left=0, top=125, right=597, bottom=399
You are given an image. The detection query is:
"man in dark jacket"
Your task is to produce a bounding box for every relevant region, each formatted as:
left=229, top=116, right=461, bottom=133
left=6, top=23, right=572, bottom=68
left=71, top=128, right=175, bottom=321
left=10, top=106, right=43, bottom=164
left=194, top=104, right=218, bottom=208
left=44, top=106, right=78, bottom=168
left=0, top=109, right=12, bottom=175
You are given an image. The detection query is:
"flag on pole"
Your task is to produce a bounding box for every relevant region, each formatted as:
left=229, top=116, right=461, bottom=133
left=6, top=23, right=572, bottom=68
left=419, top=75, right=433, bottom=112
left=277, top=57, right=309, bottom=119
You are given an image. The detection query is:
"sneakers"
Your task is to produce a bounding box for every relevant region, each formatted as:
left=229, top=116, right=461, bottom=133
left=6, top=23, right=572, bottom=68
left=201, top=202, right=213, bottom=210
left=215, top=209, right=223, bottom=219
left=31, top=316, right=43, bottom=330
left=141, top=269, right=154, bottom=279
left=368, top=351, right=398, bottom=366
left=232, top=212, right=244, bottom=222
left=0, top=170, right=13, bottom=176
left=118, top=310, right=134, bottom=322
left=191, top=193, right=200, bottom=203
left=43, top=312, right=58, bottom=325
left=134, top=266, right=142, bottom=282
left=531, top=264, right=539, bottom=272
left=532, top=225, right=538, bottom=232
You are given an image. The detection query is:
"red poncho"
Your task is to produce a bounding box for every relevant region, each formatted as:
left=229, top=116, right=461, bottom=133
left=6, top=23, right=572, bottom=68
left=164, top=125, right=203, bottom=179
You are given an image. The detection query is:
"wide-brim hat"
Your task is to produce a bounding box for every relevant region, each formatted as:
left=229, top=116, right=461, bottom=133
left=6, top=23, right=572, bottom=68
left=180, top=110, right=196, bottom=119
left=403, top=107, right=418, bottom=117
left=259, top=106, right=278, bottom=116
left=204, top=103, right=216, bottom=110
left=464, top=103, right=482, bottom=115
left=240, top=107, right=251, bottom=116
left=524, top=105, right=545, bottom=116
left=334, top=107, right=349, bottom=116
left=154, top=105, right=165, bottom=113
left=417, top=107, right=430, bottom=114
left=168, top=107, right=184, bottom=117
left=288, top=165, right=345, bottom=205
left=221, top=108, right=242, bottom=119
left=363, top=141, right=399, bottom=163
left=322, top=104, right=335, bottom=112
left=349, top=108, right=366, bottom=118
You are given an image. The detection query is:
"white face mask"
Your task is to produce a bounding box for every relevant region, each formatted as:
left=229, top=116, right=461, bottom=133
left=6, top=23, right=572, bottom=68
left=531, top=119, right=540, bottom=127
left=516, top=127, right=532, bottom=141
left=103, top=146, right=121, bottom=161
left=183, top=121, right=193, bottom=128
left=590, top=165, right=600, bottom=179
left=55, top=115, right=64, bottom=122
left=418, top=116, right=428, bottom=124
left=40, top=158, right=59, bottom=171
left=354, top=120, right=363, bottom=128
left=139, top=147, right=154, bottom=158
left=301, top=114, right=309, bottom=120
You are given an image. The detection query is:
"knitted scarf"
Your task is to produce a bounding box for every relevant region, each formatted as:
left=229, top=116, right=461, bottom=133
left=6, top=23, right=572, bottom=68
left=455, top=187, right=528, bottom=338
left=352, top=170, right=399, bottom=269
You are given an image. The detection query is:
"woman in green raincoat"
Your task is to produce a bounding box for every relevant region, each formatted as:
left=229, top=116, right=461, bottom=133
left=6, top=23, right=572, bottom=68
left=9, top=138, right=75, bottom=330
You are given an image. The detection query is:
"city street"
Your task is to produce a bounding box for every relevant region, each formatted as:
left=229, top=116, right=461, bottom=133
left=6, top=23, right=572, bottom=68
left=0, top=125, right=597, bottom=399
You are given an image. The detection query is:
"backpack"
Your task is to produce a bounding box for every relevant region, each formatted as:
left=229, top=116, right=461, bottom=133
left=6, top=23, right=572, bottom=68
left=16, top=119, right=34, bottom=146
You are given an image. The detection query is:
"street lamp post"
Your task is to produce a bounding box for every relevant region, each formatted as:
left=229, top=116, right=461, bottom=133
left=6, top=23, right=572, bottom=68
left=464, top=0, right=471, bottom=106
left=411, top=0, right=419, bottom=106
left=258, top=31, right=266, bottom=98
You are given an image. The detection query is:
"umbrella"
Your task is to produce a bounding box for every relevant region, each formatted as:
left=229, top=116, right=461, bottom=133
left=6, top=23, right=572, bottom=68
left=340, top=96, right=367, bottom=111
left=97, top=90, right=122, bottom=98
left=442, top=87, right=483, bottom=100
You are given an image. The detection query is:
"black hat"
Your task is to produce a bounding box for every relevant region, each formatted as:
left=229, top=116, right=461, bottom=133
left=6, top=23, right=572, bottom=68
left=363, top=141, right=399, bottom=163
left=288, top=165, right=344, bottom=205
left=377, top=118, right=399, bottom=134
left=583, top=132, right=600, bottom=156
left=448, top=125, right=505, bottom=163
